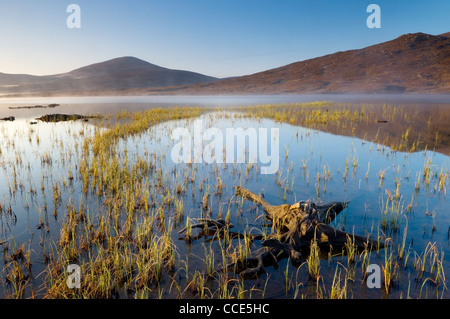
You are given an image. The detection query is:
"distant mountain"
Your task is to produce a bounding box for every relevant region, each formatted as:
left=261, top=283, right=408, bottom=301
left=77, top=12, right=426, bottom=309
left=1, top=32, right=449, bottom=96
left=144, top=32, right=450, bottom=95
left=0, top=57, right=218, bottom=95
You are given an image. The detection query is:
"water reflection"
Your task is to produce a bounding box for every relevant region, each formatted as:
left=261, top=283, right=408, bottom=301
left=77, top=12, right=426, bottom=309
left=0, top=100, right=449, bottom=298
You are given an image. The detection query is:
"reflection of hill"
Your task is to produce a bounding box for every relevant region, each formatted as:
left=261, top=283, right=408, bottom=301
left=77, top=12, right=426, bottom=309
left=237, top=102, right=450, bottom=156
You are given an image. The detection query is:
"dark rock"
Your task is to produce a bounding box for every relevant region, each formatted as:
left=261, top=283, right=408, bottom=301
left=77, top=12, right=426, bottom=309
left=36, top=113, right=101, bottom=123
left=1, top=116, right=15, bottom=121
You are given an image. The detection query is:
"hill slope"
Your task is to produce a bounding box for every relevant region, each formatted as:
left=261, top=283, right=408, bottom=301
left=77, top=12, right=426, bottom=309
left=1, top=32, right=449, bottom=96
left=146, top=32, right=450, bottom=95
left=0, top=57, right=218, bottom=95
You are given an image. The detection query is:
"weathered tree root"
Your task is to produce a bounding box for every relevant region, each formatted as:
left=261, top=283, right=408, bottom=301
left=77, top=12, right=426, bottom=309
left=178, top=218, right=262, bottom=243
left=178, top=218, right=234, bottom=235
left=223, top=250, right=279, bottom=279
left=180, top=186, right=385, bottom=278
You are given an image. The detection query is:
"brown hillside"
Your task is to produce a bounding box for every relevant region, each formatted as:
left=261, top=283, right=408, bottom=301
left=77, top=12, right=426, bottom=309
left=146, top=32, right=450, bottom=95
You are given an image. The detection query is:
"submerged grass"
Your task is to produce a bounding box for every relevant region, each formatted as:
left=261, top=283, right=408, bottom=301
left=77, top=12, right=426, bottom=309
left=0, top=102, right=448, bottom=299
left=37, top=106, right=208, bottom=298
left=235, top=102, right=449, bottom=155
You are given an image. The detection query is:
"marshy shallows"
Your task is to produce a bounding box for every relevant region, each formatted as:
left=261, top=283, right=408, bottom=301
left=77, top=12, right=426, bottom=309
left=0, top=101, right=449, bottom=299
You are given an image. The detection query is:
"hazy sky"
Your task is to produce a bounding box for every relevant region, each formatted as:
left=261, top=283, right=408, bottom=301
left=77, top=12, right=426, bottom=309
left=0, top=0, right=448, bottom=78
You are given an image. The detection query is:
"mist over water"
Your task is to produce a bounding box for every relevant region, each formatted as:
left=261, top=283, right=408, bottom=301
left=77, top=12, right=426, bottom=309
left=0, top=94, right=449, bottom=119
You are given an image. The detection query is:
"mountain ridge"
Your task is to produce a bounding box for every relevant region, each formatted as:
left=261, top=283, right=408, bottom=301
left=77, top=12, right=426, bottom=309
left=0, top=31, right=449, bottom=96
left=156, top=31, right=449, bottom=95
left=62, top=57, right=166, bottom=78
left=0, top=56, right=218, bottom=95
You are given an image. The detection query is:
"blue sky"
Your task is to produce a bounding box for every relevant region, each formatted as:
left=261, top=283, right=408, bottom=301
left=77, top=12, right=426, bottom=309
left=0, top=0, right=448, bottom=78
